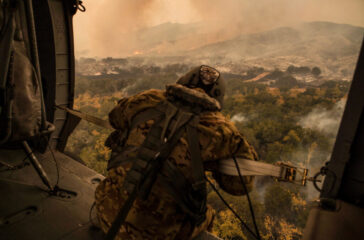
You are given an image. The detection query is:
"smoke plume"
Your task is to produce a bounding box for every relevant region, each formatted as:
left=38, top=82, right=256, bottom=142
left=231, top=113, right=248, bottom=123
left=74, top=0, right=364, bottom=58
left=299, top=99, right=345, bottom=137
left=74, top=0, right=158, bottom=57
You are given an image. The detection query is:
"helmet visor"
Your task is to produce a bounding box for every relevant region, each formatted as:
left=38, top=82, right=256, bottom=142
left=200, top=66, right=220, bottom=85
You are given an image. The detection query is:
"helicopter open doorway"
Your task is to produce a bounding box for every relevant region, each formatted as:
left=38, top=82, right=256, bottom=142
left=0, top=0, right=363, bottom=239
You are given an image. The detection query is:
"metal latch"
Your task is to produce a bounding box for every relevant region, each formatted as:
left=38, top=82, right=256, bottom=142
left=277, top=163, right=309, bottom=186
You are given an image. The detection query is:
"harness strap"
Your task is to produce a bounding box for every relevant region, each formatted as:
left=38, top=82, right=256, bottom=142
left=219, top=158, right=309, bottom=186
left=186, top=117, right=207, bottom=223
left=107, top=147, right=137, bottom=170
left=138, top=108, right=193, bottom=199
left=56, top=105, right=113, bottom=129
left=105, top=101, right=194, bottom=240
left=129, top=107, right=162, bottom=130
left=156, top=116, right=207, bottom=228
left=159, top=160, right=207, bottom=224
left=106, top=107, right=163, bottom=170
left=187, top=117, right=206, bottom=192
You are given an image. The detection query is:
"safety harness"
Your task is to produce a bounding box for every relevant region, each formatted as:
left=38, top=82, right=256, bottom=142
left=105, top=97, right=208, bottom=240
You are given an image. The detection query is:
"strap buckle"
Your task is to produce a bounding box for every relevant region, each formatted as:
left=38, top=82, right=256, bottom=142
left=277, top=162, right=309, bottom=186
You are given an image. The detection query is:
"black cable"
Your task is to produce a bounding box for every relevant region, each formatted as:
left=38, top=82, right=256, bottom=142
left=0, top=159, right=14, bottom=169
left=0, top=148, right=33, bottom=172
left=233, top=156, right=261, bottom=240
left=22, top=149, right=34, bottom=161
left=1, top=151, right=32, bottom=179
left=205, top=177, right=259, bottom=240
left=0, top=153, right=30, bottom=172
left=40, top=134, right=60, bottom=188
left=47, top=144, right=60, bottom=187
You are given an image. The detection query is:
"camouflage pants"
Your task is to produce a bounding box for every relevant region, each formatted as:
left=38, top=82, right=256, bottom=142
left=95, top=166, right=215, bottom=240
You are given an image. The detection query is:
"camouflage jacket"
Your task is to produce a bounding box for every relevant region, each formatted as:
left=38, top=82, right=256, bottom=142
left=95, top=84, right=258, bottom=240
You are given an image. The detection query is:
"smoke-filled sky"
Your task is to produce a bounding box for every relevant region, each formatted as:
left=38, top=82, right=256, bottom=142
left=74, top=0, right=364, bottom=58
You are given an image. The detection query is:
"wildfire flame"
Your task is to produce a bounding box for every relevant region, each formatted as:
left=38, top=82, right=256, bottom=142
left=133, top=50, right=143, bottom=55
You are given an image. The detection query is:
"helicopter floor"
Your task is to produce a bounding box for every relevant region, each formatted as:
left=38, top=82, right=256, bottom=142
left=0, top=148, right=105, bottom=240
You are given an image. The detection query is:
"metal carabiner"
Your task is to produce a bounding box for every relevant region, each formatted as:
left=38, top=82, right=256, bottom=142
left=75, top=0, right=86, bottom=13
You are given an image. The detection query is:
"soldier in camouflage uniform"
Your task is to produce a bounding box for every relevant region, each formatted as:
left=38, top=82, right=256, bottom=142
left=95, top=66, right=258, bottom=240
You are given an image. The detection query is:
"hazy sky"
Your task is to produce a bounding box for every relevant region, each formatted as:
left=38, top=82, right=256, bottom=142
left=74, top=0, right=364, bottom=58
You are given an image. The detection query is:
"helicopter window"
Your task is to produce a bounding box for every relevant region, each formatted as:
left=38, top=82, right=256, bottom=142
left=66, top=1, right=364, bottom=239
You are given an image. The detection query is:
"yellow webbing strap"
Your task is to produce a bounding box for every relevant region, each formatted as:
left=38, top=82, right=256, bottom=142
left=56, top=105, right=113, bottom=130
left=218, top=158, right=309, bottom=186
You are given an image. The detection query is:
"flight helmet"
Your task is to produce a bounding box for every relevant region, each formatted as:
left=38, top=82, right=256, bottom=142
left=176, top=65, right=225, bottom=108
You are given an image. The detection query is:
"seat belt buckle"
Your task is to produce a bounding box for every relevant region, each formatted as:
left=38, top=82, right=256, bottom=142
left=276, top=162, right=309, bottom=186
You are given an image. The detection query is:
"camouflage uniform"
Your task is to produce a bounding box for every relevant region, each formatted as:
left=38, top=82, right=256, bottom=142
left=95, top=86, right=258, bottom=240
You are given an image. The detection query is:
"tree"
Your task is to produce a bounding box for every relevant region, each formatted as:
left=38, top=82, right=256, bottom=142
left=311, top=67, right=321, bottom=76
left=275, top=75, right=298, bottom=88
left=286, top=65, right=295, bottom=74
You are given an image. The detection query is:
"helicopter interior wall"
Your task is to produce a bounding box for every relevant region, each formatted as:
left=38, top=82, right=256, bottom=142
left=320, top=39, right=364, bottom=207
left=338, top=109, right=364, bottom=206
left=0, top=2, right=101, bottom=238
left=337, top=43, right=364, bottom=207
left=32, top=0, right=56, bottom=124
left=32, top=0, right=76, bottom=151
left=302, top=39, right=364, bottom=240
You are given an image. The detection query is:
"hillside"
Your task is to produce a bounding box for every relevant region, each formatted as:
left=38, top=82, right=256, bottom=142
left=192, top=22, right=362, bottom=58
left=78, top=22, right=363, bottom=82
left=188, top=22, right=363, bottom=79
